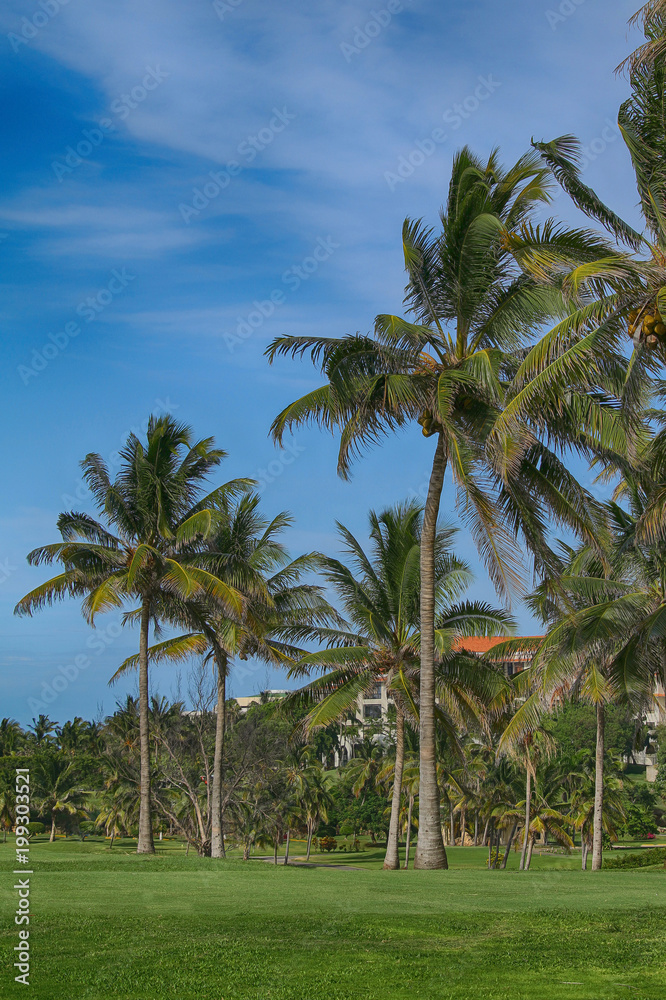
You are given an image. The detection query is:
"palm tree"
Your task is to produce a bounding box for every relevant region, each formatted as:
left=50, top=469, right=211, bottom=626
left=0, top=774, right=15, bottom=843
left=0, top=718, right=24, bottom=755
left=14, top=415, right=248, bottom=853
left=267, top=148, right=621, bottom=867
left=499, top=535, right=656, bottom=871
left=288, top=501, right=512, bottom=869
left=114, top=492, right=341, bottom=858
left=33, top=753, right=87, bottom=842
left=291, top=756, right=334, bottom=861
left=28, top=715, right=57, bottom=746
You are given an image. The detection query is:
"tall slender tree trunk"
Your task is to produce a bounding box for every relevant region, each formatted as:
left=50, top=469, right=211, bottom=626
left=50, top=814, right=56, bottom=842
left=384, top=707, right=405, bottom=870
left=137, top=597, right=155, bottom=854
left=582, top=838, right=589, bottom=871
left=403, top=794, right=414, bottom=869
left=501, top=822, right=517, bottom=869
left=306, top=824, right=313, bottom=862
left=473, top=811, right=479, bottom=846
left=211, top=646, right=227, bottom=859
left=459, top=806, right=466, bottom=846
left=591, top=700, right=605, bottom=871
left=487, top=820, right=494, bottom=868
left=415, top=435, right=448, bottom=870
left=110, top=831, right=115, bottom=849
left=525, top=832, right=535, bottom=871
left=273, top=838, right=278, bottom=865
left=519, top=767, right=531, bottom=872
left=481, top=817, right=490, bottom=847
left=283, top=829, right=291, bottom=865
left=449, top=799, right=456, bottom=847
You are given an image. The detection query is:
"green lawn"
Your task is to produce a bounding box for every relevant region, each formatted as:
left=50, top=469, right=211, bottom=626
left=1, top=838, right=665, bottom=999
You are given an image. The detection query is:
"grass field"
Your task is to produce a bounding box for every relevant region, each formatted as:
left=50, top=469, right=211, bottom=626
left=1, top=838, right=665, bottom=999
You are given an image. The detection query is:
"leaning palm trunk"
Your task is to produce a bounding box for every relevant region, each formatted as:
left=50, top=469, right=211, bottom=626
left=501, top=822, right=518, bottom=869
left=50, top=815, right=56, bottom=843
left=283, top=829, right=291, bottom=865
left=524, top=831, right=536, bottom=871
left=383, top=707, right=405, bottom=870
left=582, top=837, right=589, bottom=871
left=414, top=435, right=448, bottom=870
left=137, top=598, right=155, bottom=854
left=519, top=768, right=532, bottom=871
left=403, top=794, right=414, bottom=869
left=591, top=701, right=605, bottom=871
left=210, top=646, right=227, bottom=859
left=306, top=823, right=314, bottom=861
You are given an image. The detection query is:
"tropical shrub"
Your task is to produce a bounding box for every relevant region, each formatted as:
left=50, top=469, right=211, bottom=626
left=603, top=848, right=666, bottom=870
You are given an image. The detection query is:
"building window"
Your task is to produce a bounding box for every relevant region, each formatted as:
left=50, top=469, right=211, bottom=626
left=363, top=704, right=382, bottom=720
left=366, top=683, right=382, bottom=701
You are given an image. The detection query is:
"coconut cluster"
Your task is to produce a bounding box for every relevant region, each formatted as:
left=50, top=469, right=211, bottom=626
left=417, top=413, right=438, bottom=437
left=629, top=305, right=666, bottom=349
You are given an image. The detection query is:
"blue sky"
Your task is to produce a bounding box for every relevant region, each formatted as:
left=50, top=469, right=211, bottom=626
left=0, top=0, right=642, bottom=726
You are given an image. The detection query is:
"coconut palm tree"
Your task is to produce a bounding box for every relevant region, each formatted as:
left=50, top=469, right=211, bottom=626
left=0, top=718, right=24, bottom=755
left=288, top=501, right=513, bottom=869
left=114, top=493, right=342, bottom=858
left=32, top=753, right=88, bottom=842
left=498, top=532, right=657, bottom=871
left=291, top=756, right=335, bottom=861
left=567, top=756, right=626, bottom=869
left=267, top=147, right=623, bottom=867
left=14, top=415, right=249, bottom=853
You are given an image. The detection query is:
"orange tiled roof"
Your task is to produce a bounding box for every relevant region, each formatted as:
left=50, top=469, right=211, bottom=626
left=455, top=636, right=542, bottom=657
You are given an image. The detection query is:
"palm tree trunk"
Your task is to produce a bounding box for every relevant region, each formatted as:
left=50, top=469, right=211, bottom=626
left=211, top=646, right=227, bottom=859
left=50, top=814, right=56, bottom=843
left=493, top=827, right=502, bottom=868
left=473, top=811, right=478, bottom=846
left=110, top=831, right=115, bottom=849
left=582, top=838, right=588, bottom=871
left=403, top=794, right=414, bottom=869
left=501, top=822, right=517, bottom=869
left=306, top=824, right=313, bottom=862
left=487, top=819, right=494, bottom=868
left=383, top=706, right=405, bottom=870
left=449, top=799, right=456, bottom=847
left=481, top=817, right=490, bottom=847
left=591, top=700, right=605, bottom=871
left=283, top=829, right=291, bottom=865
left=525, top=832, right=535, bottom=871
left=459, top=805, right=466, bottom=846
left=137, top=597, right=155, bottom=855
left=415, top=434, right=448, bottom=870
left=273, top=838, right=278, bottom=865
left=519, top=767, right=532, bottom=871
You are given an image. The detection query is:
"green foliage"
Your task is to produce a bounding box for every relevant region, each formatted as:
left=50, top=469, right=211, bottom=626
left=317, top=836, right=337, bottom=853
left=603, top=847, right=666, bottom=869
left=622, top=802, right=659, bottom=838
left=656, top=725, right=666, bottom=798
left=547, top=702, right=639, bottom=758
left=26, top=822, right=45, bottom=835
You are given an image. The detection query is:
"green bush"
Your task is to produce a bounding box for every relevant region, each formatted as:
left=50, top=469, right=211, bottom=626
left=26, top=822, right=45, bottom=836
left=487, top=850, right=505, bottom=869
left=603, top=847, right=666, bottom=869
left=318, top=836, right=337, bottom=853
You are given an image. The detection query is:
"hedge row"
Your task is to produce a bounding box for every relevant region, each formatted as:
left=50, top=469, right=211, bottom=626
left=603, top=847, right=666, bottom=869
